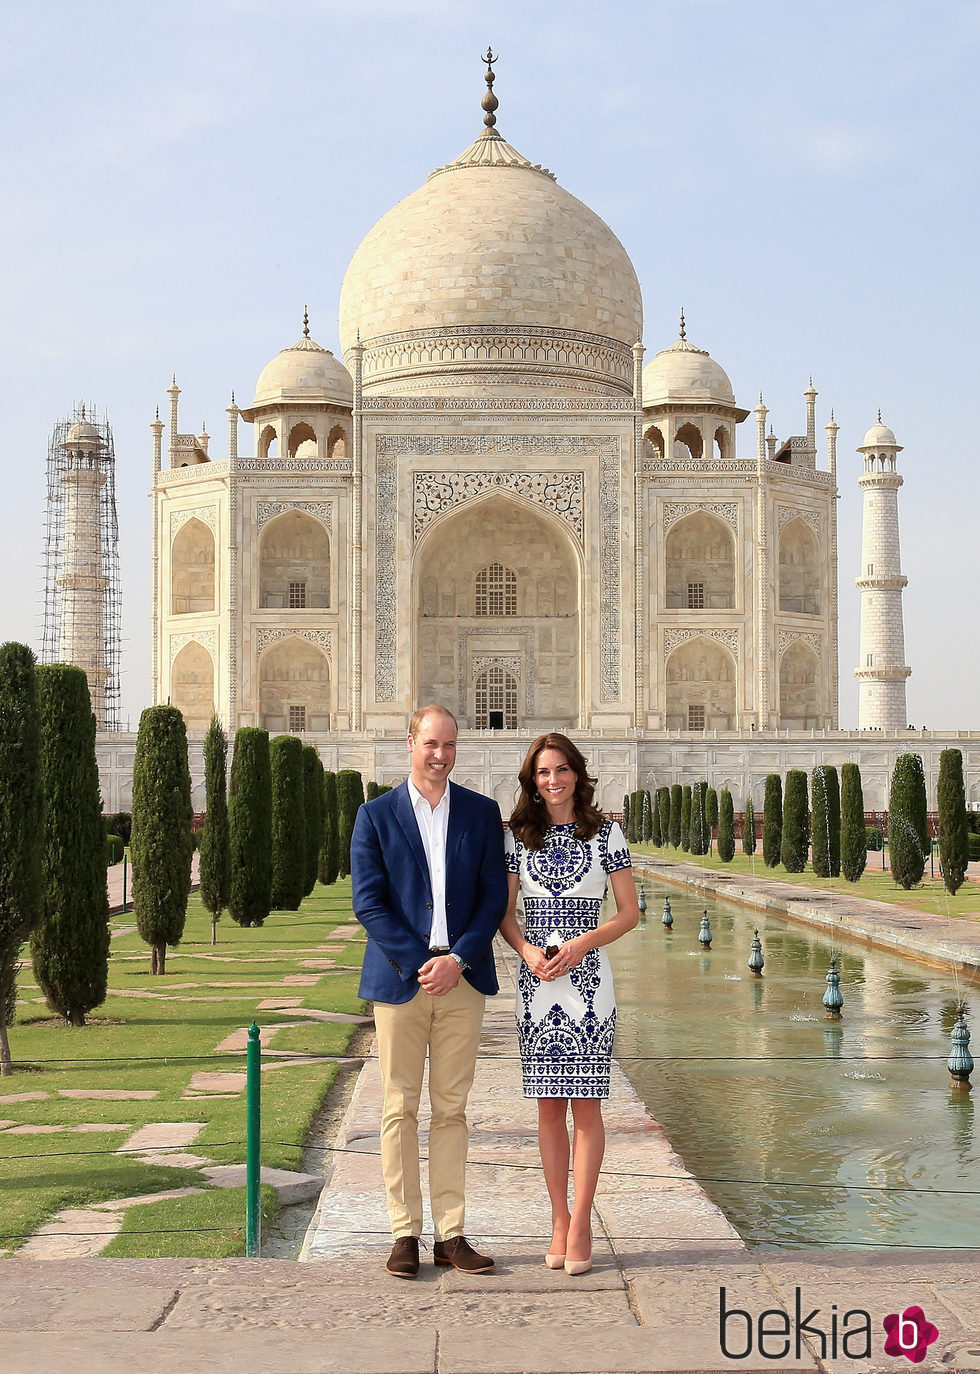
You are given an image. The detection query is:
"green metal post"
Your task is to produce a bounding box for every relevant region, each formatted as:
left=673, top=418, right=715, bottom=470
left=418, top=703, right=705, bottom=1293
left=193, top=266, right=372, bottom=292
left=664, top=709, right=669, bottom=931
left=246, top=1022, right=261, bottom=1257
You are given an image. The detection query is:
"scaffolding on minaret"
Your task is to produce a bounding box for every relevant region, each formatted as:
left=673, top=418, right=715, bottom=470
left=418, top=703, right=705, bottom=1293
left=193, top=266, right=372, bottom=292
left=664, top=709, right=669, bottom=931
left=41, top=403, right=122, bottom=731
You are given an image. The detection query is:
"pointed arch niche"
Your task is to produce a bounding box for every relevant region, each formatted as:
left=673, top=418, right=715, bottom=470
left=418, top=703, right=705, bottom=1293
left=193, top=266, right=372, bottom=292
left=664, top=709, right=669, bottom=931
left=259, top=637, right=330, bottom=733
left=779, top=641, right=820, bottom=727
left=288, top=421, right=317, bottom=458
left=259, top=510, right=330, bottom=609
left=172, top=641, right=214, bottom=727
left=664, top=511, right=735, bottom=610
left=778, top=517, right=821, bottom=615
left=171, top=517, right=215, bottom=614
left=414, top=492, right=580, bottom=728
left=665, top=637, right=735, bottom=730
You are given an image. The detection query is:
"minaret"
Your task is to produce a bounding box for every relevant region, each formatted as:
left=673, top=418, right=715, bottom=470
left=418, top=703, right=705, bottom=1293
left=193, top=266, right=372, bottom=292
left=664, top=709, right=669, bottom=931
left=855, top=414, right=910, bottom=729
left=42, top=406, right=119, bottom=730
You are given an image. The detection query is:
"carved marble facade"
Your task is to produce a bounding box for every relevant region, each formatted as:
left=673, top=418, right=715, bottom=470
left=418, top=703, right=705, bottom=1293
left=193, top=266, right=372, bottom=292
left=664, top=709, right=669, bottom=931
left=151, top=102, right=841, bottom=739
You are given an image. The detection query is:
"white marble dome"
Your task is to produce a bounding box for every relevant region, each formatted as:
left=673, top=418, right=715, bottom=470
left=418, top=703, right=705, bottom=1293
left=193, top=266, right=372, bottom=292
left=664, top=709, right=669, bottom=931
left=64, top=418, right=101, bottom=448
left=860, top=418, right=900, bottom=449
left=338, top=128, right=642, bottom=395
left=642, top=334, right=736, bottom=408
left=253, top=334, right=353, bottom=410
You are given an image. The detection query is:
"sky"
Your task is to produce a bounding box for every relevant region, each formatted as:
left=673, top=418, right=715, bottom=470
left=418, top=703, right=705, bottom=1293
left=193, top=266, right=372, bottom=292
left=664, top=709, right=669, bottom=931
left=2, top=0, right=978, bottom=729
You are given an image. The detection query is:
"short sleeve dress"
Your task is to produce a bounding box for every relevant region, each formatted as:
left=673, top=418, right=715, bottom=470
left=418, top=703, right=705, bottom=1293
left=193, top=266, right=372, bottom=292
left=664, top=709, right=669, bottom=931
left=504, top=819, right=631, bottom=1099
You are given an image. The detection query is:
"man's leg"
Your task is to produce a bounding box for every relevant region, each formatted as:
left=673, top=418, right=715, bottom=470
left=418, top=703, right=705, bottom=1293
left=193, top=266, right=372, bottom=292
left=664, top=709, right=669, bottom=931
left=426, top=978, right=486, bottom=1241
left=374, top=990, right=433, bottom=1238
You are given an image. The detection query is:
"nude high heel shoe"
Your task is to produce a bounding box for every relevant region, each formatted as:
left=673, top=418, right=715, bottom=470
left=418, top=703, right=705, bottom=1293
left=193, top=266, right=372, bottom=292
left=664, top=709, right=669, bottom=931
left=563, top=1254, right=592, bottom=1275
left=544, top=1251, right=566, bottom=1269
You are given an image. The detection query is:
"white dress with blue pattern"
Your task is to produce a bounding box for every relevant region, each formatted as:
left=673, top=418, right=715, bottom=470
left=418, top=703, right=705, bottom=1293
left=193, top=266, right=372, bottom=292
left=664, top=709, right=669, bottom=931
left=504, top=819, right=632, bottom=1099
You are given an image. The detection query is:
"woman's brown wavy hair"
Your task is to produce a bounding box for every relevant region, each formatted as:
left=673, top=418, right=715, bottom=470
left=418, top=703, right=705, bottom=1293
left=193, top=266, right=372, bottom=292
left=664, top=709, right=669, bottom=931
left=509, top=733, right=605, bottom=850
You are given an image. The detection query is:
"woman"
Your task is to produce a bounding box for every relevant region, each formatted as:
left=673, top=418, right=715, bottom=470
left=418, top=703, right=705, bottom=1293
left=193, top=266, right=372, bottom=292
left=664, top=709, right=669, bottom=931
left=500, top=733, right=638, bottom=1276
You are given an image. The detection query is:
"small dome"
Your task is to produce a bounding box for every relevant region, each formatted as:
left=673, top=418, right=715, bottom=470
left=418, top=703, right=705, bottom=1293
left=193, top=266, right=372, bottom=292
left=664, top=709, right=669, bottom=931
left=642, top=333, right=735, bottom=407
left=253, top=334, right=353, bottom=410
left=63, top=419, right=101, bottom=449
left=861, top=419, right=899, bottom=449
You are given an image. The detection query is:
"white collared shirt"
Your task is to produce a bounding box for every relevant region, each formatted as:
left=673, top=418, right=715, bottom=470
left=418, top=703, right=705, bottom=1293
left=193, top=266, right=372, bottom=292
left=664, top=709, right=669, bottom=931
left=407, top=779, right=450, bottom=949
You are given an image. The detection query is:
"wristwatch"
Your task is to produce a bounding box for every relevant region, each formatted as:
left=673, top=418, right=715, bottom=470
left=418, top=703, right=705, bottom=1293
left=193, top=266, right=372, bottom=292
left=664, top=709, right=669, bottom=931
left=449, top=952, right=469, bottom=971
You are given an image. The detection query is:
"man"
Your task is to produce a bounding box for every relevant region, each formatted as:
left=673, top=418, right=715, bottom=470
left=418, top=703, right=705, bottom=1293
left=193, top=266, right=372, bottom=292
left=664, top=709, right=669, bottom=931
left=351, top=705, right=507, bottom=1278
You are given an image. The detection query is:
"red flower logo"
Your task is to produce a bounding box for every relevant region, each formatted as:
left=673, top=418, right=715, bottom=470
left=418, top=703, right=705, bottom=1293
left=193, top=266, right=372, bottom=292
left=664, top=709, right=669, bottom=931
left=883, top=1306, right=939, bottom=1362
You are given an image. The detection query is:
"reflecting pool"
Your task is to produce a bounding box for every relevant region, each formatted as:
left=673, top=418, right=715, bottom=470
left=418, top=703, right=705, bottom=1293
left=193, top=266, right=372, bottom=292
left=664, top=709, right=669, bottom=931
left=608, top=880, right=979, bottom=1250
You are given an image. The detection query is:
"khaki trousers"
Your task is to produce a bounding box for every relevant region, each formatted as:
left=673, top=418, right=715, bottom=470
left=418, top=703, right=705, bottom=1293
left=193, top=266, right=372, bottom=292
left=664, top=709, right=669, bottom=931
left=373, top=978, right=486, bottom=1240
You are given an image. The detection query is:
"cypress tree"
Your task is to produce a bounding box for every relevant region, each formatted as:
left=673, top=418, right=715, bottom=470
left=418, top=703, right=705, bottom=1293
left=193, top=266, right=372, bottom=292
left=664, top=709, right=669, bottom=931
left=742, top=794, right=756, bottom=856
left=199, top=715, right=231, bottom=946
left=705, top=787, right=718, bottom=839
left=131, top=705, right=193, bottom=974
left=31, top=665, right=109, bottom=1027
left=270, top=735, right=306, bottom=911
left=669, top=784, right=682, bottom=847
left=641, top=789, right=653, bottom=843
left=622, top=793, right=630, bottom=838
left=717, top=789, right=735, bottom=862
left=781, top=769, right=809, bottom=872
left=656, top=787, right=670, bottom=848
left=826, top=765, right=841, bottom=877
left=303, top=746, right=324, bottom=898
left=888, top=752, right=929, bottom=890
left=337, top=769, right=365, bottom=878
left=319, top=769, right=340, bottom=886
left=689, top=781, right=709, bottom=856
left=762, top=774, right=782, bottom=868
left=229, top=727, right=272, bottom=927
left=937, top=748, right=969, bottom=896
left=631, top=789, right=645, bottom=844
left=840, top=762, right=867, bottom=882
left=680, top=785, right=692, bottom=851
left=811, top=765, right=831, bottom=878
left=0, top=643, right=42, bottom=1075
left=650, top=788, right=663, bottom=846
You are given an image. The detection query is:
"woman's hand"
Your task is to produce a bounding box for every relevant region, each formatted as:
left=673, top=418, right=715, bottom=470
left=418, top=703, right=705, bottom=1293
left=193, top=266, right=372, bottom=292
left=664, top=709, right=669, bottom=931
left=542, top=936, right=586, bottom=980
left=523, top=941, right=551, bottom=979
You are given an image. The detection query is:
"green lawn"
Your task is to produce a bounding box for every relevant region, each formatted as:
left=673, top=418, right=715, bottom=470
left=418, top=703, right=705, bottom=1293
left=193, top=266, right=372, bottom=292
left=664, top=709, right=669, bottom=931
left=630, top=842, right=980, bottom=920
left=0, top=881, right=367, bottom=1258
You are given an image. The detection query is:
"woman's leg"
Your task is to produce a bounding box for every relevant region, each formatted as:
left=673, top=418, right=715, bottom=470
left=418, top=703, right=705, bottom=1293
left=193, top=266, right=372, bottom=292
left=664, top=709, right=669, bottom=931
left=537, top=1097, right=572, bottom=1255
left=567, top=1098, right=605, bottom=1261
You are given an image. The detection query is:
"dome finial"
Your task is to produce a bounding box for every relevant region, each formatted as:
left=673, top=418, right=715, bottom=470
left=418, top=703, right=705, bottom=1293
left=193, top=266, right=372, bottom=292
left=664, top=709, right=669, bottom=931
left=679, top=308, right=686, bottom=341
left=877, top=406, right=882, bottom=423
left=303, top=305, right=310, bottom=339
left=480, top=47, right=499, bottom=132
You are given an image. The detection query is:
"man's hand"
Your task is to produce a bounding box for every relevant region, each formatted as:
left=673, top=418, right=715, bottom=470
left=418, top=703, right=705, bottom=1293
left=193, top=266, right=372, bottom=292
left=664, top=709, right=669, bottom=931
left=417, top=954, right=461, bottom=996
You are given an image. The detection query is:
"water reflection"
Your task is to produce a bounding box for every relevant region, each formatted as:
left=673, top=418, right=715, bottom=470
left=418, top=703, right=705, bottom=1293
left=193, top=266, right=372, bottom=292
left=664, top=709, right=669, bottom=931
left=608, top=881, right=979, bottom=1250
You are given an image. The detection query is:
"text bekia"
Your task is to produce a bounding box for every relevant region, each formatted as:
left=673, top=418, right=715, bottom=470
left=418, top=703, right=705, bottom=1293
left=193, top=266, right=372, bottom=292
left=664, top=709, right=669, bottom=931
left=719, top=1286, right=872, bottom=1361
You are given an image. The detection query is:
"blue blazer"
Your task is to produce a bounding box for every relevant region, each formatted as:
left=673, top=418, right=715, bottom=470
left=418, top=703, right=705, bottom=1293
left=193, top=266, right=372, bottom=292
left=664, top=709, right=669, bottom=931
left=351, top=780, right=508, bottom=1005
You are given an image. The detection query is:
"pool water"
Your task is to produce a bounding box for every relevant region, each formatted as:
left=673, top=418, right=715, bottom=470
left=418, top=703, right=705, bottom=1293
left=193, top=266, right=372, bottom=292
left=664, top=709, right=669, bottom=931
left=607, top=881, right=979, bottom=1250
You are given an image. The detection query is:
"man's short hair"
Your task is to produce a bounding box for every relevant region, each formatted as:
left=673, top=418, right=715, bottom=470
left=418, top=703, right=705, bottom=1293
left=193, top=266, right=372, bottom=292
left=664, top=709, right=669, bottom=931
left=408, top=704, right=458, bottom=739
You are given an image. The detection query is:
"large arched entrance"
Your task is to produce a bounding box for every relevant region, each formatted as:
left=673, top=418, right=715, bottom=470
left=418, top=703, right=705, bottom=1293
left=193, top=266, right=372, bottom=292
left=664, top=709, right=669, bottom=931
left=414, top=493, right=580, bottom=729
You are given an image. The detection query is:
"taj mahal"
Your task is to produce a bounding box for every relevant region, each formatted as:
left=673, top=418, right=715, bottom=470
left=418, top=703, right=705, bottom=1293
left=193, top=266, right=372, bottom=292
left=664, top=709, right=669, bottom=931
left=88, top=59, right=977, bottom=814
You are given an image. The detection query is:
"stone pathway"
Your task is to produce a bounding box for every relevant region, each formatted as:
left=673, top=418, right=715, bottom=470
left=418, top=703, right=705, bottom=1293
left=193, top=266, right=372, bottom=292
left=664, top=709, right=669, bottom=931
left=2, top=920, right=371, bottom=1261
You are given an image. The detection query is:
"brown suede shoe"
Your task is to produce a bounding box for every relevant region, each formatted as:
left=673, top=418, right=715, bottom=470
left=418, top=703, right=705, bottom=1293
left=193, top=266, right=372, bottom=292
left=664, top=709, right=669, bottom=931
left=386, top=1236, right=420, bottom=1278
left=433, top=1236, right=494, bottom=1273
